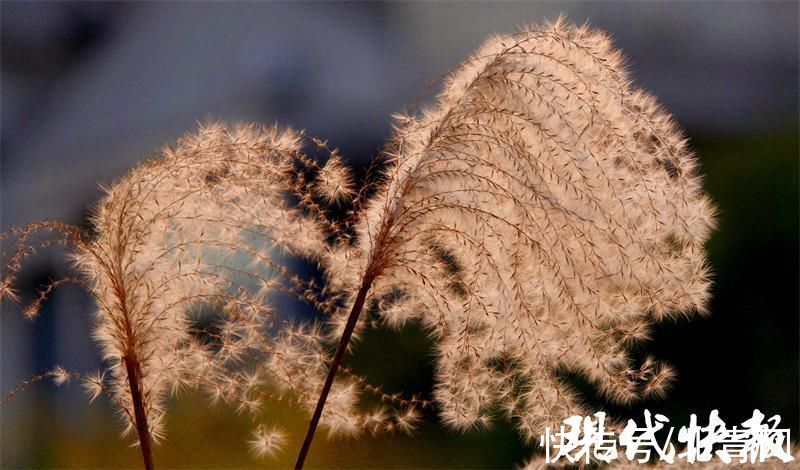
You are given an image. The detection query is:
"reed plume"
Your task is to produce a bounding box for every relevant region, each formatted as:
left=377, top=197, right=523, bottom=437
left=298, top=16, right=715, bottom=466
left=3, top=120, right=434, bottom=466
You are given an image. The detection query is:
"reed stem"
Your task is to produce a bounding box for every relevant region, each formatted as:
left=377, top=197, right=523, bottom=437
left=125, top=355, right=155, bottom=470
left=294, top=279, right=372, bottom=469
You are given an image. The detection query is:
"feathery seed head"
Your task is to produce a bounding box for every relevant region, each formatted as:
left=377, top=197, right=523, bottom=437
left=342, top=16, right=716, bottom=441
left=50, top=366, right=71, bottom=386
left=248, top=425, right=288, bottom=458
left=315, top=154, right=356, bottom=204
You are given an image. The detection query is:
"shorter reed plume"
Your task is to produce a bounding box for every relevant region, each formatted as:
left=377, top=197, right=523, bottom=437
left=2, top=123, right=424, bottom=467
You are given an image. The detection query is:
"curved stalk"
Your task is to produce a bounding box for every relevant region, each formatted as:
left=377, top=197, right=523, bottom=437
left=125, top=355, right=154, bottom=470
left=294, top=280, right=372, bottom=469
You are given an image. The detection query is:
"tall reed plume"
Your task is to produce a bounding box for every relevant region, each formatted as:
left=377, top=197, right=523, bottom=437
left=2, top=17, right=715, bottom=468
left=298, top=16, right=715, bottom=466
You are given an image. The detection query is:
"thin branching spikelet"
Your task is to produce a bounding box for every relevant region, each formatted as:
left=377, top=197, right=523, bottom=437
left=315, top=152, right=356, bottom=204
left=248, top=425, right=288, bottom=458
left=50, top=365, right=72, bottom=385
left=322, top=16, right=716, bottom=451
left=82, top=370, right=107, bottom=403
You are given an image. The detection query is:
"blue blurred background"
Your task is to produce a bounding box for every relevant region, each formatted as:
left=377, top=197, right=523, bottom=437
left=1, top=1, right=798, bottom=467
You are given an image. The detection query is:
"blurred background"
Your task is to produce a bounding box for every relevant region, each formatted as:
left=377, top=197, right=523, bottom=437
left=1, top=1, right=797, bottom=467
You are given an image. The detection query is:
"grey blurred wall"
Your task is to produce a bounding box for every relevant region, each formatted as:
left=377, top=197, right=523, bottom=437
left=3, top=2, right=797, bottom=228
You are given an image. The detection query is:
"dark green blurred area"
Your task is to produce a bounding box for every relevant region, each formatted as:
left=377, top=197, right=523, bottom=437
left=650, top=131, right=799, bottom=432
left=4, top=130, right=798, bottom=468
